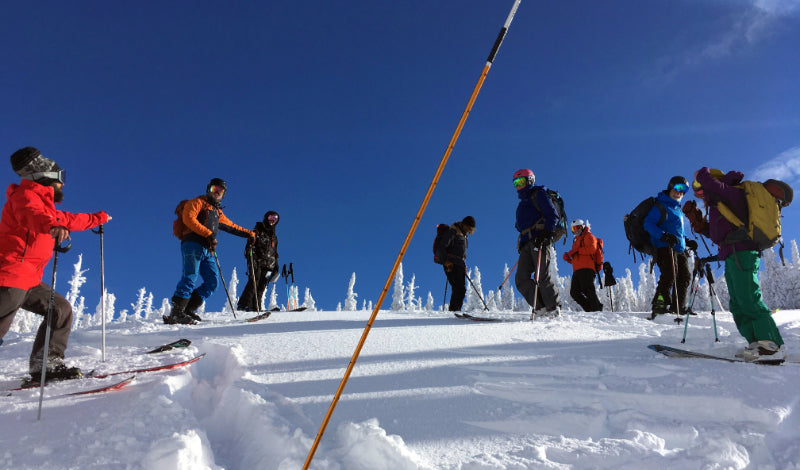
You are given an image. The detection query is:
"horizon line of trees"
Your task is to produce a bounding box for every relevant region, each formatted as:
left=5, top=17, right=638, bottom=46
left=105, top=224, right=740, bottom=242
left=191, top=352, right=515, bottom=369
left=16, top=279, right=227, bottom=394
left=8, top=241, right=799, bottom=334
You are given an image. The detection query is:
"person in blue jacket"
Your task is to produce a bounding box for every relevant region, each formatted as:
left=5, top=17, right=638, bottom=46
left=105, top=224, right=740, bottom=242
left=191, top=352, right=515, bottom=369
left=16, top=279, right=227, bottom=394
left=645, top=176, right=692, bottom=318
left=513, top=169, right=561, bottom=319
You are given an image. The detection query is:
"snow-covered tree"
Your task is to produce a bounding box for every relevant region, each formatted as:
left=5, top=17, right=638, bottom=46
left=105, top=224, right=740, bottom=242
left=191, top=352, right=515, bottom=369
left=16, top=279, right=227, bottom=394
left=464, top=267, right=486, bottom=312
left=66, top=254, right=89, bottom=321
left=301, top=287, right=316, bottom=311
left=424, top=292, right=435, bottom=311
left=500, top=264, right=516, bottom=311
left=344, top=273, right=358, bottom=311
left=391, top=263, right=405, bottom=311
left=406, top=274, right=417, bottom=311
left=221, top=268, right=239, bottom=314
left=267, top=283, right=278, bottom=311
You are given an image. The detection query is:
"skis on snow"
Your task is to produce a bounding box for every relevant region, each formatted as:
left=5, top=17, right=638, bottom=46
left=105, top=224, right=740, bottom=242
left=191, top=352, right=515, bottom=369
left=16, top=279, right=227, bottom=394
left=8, top=353, right=205, bottom=393
left=454, top=313, right=503, bottom=322
left=88, top=354, right=206, bottom=379
left=648, top=344, right=785, bottom=365
left=243, top=307, right=308, bottom=323
left=146, top=338, right=191, bottom=354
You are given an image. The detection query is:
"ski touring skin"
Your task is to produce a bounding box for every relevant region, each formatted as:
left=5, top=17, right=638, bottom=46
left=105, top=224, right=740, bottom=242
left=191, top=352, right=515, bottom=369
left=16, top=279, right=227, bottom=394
left=648, top=344, right=786, bottom=365
left=65, top=375, right=136, bottom=396
left=89, top=353, right=206, bottom=379
left=8, top=354, right=205, bottom=392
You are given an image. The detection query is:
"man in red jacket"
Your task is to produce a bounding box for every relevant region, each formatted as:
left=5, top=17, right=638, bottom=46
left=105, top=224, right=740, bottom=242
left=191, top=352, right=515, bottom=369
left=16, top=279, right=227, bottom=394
left=0, top=147, right=110, bottom=380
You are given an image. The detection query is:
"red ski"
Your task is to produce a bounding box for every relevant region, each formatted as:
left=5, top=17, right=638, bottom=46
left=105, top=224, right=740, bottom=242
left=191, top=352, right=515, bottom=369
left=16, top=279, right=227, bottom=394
left=89, top=354, right=205, bottom=379
left=66, top=376, right=136, bottom=396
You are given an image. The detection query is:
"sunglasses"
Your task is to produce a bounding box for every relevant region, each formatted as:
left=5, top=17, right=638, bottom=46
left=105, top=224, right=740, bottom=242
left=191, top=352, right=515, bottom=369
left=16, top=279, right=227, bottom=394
left=672, top=183, right=689, bottom=193
left=513, top=177, right=529, bottom=189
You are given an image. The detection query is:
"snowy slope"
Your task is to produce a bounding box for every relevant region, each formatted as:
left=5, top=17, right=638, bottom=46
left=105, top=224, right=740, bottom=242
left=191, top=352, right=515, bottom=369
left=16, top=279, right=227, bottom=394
left=2, top=308, right=800, bottom=469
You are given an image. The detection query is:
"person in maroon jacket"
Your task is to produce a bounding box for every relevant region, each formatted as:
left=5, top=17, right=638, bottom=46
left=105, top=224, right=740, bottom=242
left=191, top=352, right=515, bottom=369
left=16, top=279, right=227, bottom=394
left=0, top=147, right=110, bottom=380
left=690, top=167, right=787, bottom=362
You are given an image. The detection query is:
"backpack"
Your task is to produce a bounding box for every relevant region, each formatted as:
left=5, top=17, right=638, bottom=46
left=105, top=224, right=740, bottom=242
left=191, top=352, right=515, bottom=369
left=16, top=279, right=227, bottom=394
left=172, top=199, right=189, bottom=239
left=531, top=188, right=569, bottom=244
left=716, top=181, right=787, bottom=251
left=624, top=197, right=666, bottom=259
left=593, top=237, right=604, bottom=272
left=432, top=223, right=451, bottom=264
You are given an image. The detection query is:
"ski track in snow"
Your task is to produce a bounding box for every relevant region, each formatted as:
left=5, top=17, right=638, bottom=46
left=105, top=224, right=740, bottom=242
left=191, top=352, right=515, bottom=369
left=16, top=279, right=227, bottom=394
left=1, top=309, right=800, bottom=469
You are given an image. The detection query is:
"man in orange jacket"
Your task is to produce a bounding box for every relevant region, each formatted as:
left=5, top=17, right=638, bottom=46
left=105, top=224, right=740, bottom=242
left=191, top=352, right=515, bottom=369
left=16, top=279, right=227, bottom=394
left=165, top=178, right=254, bottom=324
left=0, top=147, right=110, bottom=379
left=562, top=219, right=603, bottom=312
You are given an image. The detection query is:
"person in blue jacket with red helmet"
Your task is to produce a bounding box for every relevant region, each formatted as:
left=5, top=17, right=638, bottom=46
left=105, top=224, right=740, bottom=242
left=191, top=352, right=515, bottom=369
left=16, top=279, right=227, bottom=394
left=513, top=169, right=561, bottom=319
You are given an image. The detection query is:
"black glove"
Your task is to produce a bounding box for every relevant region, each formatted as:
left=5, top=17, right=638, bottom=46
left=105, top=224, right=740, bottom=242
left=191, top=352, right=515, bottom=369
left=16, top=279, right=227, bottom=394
left=603, top=261, right=617, bottom=287
left=686, top=239, right=698, bottom=252
left=533, top=231, right=553, bottom=247
left=660, top=233, right=679, bottom=247
left=204, top=236, right=218, bottom=250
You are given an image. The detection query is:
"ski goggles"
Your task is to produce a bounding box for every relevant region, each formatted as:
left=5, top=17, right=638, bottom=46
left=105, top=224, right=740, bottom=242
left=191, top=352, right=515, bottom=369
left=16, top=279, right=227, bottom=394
left=571, top=225, right=583, bottom=234
left=30, top=169, right=65, bottom=184
left=692, top=180, right=702, bottom=191
left=208, top=185, right=226, bottom=196
left=267, top=214, right=278, bottom=223
left=671, top=183, right=689, bottom=193
left=513, top=177, right=528, bottom=189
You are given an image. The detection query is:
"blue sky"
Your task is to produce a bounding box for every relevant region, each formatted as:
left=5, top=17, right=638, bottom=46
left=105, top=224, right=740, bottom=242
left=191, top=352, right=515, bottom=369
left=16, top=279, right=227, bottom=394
left=2, top=0, right=799, bottom=312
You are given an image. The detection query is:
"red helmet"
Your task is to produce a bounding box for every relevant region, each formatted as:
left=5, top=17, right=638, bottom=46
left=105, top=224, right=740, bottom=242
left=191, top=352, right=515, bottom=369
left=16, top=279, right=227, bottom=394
left=513, top=169, right=535, bottom=189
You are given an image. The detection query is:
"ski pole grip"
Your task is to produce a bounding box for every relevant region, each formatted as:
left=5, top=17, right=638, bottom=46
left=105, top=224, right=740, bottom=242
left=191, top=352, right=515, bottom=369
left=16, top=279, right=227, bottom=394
left=55, top=240, right=72, bottom=253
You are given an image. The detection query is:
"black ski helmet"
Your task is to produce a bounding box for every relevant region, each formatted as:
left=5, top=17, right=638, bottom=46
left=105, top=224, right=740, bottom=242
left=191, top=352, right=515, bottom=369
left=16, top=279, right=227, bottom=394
left=207, top=178, right=227, bottom=193
left=263, top=210, right=280, bottom=225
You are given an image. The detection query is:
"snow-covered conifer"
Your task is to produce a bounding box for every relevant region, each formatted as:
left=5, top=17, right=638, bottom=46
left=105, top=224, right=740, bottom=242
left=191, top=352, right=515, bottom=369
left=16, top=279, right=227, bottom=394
left=391, top=263, right=405, bottom=311
left=344, top=273, right=358, bottom=311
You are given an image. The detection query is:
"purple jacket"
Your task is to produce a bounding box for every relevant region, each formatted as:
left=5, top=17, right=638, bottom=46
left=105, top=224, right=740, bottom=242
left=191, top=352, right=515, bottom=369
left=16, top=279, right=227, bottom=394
left=695, top=166, right=759, bottom=260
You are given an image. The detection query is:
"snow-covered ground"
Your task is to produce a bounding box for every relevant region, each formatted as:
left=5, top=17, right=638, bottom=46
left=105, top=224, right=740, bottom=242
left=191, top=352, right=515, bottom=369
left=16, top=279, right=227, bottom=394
left=2, top=307, right=800, bottom=469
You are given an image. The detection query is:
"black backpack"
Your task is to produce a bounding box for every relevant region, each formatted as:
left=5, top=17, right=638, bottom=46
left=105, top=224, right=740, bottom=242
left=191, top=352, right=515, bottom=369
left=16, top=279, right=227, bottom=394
left=532, top=188, right=568, bottom=244
left=432, top=223, right=451, bottom=264
left=624, top=197, right=666, bottom=260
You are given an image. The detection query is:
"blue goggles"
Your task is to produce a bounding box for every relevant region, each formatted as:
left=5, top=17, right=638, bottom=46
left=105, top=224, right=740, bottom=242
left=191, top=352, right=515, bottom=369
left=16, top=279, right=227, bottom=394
left=672, top=183, right=689, bottom=193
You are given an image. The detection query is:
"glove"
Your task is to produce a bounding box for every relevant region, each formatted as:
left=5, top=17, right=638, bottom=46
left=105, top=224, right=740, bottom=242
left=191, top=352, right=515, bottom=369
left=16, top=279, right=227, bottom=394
left=533, top=231, right=553, bottom=247
left=686, top=239, right=698, bottom=251
left=444, top=261, right=454, bottom=272
left=660, top=233, right=679, bottom=247
left=682, top=200, right=709, bottom=235
left=562, top=253, right=572, bottom=263
left=204, top=236, right=218, bottom=250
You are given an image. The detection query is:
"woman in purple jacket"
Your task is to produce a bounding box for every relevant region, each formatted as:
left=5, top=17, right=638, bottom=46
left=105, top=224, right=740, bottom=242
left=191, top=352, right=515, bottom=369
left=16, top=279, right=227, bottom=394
left=692, top=167, right=785, bottom=362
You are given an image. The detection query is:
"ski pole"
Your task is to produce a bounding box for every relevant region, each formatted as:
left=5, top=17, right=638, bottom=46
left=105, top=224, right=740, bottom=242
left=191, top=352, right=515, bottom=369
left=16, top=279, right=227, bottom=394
left=487, top=261, right=518, bottom=307
left=212, top=251, right=237, bottom=319
left=442, top=279, right=448, bottom=312
left=303, top=2, right=522, bottom=466
left=247, top=249, right=260, bottom=312
left=465, top=269, right=489, bottom=311
left=530, top=242, right=543, bottom=320
left=91, top=225, right=106, bottom=361
left=667, top=246, right=684, bottom=324
left=680, top=264, right=702, bottom=343
left=705, top=263, right=721, bottom=342
left=38, top=240, right=71, bottom=420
